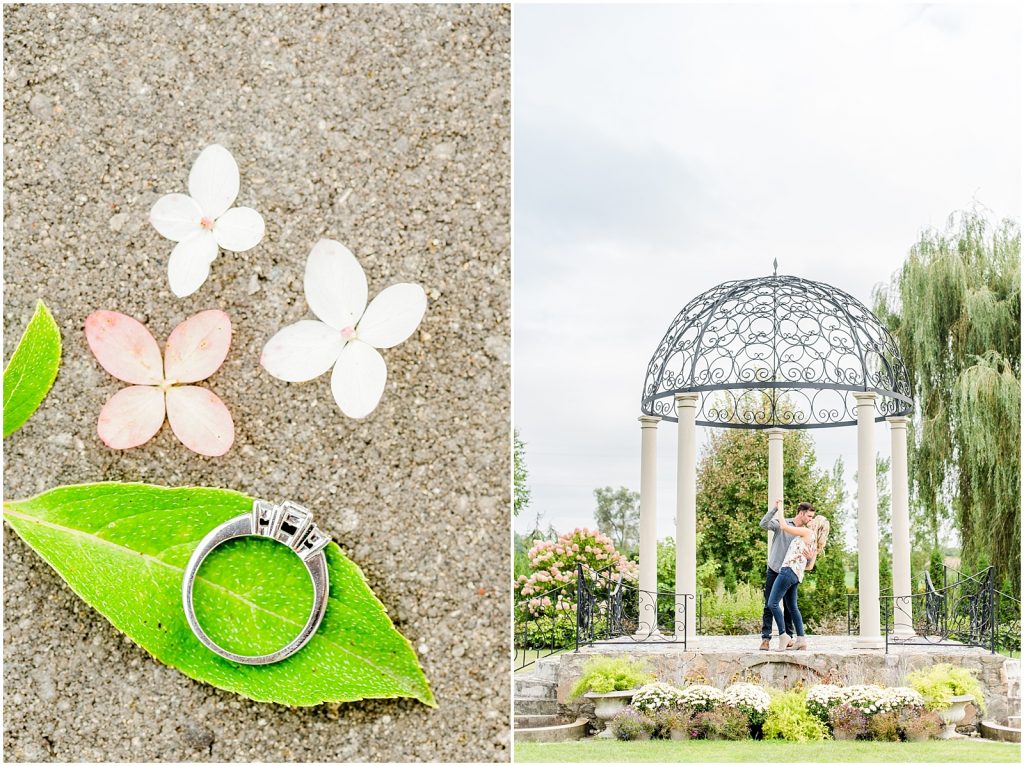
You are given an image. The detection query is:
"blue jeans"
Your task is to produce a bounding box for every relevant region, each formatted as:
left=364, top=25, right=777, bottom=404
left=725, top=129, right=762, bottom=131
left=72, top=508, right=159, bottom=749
left=766, top=567, right=805, bottom=638
left=761, top=567, right=795, bottom=640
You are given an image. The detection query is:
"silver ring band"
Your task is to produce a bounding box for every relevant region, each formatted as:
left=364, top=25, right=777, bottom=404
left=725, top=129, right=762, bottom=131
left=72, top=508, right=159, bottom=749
left=182, top=500, right=330, bottom=665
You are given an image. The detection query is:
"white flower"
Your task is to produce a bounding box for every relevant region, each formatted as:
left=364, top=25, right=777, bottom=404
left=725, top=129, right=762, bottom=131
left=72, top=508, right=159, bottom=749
left=724, top=683, right=771, bottom=714
left=150, top=144, right=265, bottom=297
left=632, top=682, right=684, bottom=714
left=677, top=684, right=725, bottom=712
left=260, top=239, right=427, bottom=419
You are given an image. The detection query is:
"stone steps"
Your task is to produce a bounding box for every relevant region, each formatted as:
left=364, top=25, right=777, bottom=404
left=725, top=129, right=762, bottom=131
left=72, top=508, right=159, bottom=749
left=515, top=677, right=557, bottom=699
left=514, top=716, right=589, bottom=743
left=515, top=714, right=562, bottom=729
left=514, top=696, right=559, bottom=716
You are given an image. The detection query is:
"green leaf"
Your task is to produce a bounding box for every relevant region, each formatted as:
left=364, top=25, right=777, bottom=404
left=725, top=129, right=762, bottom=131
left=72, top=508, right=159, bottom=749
left=3, top=483, right=435, bottom=707
left=3, top=300, right=62, bottom=437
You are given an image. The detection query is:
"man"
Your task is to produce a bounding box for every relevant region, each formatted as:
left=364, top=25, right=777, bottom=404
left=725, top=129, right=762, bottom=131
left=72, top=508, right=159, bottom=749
left=758, top=499, right=816, bottom=650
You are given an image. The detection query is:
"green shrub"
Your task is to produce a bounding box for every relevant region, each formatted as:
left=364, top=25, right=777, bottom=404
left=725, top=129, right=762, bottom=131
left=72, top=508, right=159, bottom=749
left=723, top=562, right=737, bottom=594
left=608, top=708, right=655, bottom=741
left=568, top=656, right=654, bottom=698
left=700, top=583, right=763, bottom=635
left=906, top=663, right=986, bottom=714
left=762, top=689, right=830, bottom=742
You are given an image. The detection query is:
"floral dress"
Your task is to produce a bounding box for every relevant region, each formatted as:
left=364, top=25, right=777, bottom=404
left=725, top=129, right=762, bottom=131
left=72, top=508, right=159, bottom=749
left=781, top=536, right=813, bottom=582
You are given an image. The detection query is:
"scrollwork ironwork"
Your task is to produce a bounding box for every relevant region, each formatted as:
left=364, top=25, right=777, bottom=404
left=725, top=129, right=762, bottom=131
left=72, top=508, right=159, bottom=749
left=641, top=273, right=913, bottom=428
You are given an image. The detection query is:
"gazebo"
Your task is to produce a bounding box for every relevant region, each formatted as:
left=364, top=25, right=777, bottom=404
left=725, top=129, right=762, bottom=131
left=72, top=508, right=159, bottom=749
left=636, top=266, right=914, bottom=648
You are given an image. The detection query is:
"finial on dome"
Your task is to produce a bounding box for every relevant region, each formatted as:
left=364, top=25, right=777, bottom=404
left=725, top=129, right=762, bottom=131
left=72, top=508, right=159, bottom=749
left=773, top=258, right=778, bottom=276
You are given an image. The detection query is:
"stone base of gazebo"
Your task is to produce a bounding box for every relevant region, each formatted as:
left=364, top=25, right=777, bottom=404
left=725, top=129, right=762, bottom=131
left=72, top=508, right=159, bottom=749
left=550, top=636, right=1016, bottom=724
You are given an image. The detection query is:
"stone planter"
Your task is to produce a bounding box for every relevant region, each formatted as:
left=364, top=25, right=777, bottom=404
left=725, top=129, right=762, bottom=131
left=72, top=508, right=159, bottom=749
left=669, top=729, right=690, bottom=741
left=832, top=729, right=858, bottom=741
left=583, top=689, right=637, bottom=738
left=937, top=694, right=974, bottom=739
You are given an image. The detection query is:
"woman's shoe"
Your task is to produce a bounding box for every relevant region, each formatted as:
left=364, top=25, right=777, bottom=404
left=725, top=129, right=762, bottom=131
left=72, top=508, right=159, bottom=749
left=789, top=637, right=807, bottom=650
left=775, top=634, right=792, bottom=651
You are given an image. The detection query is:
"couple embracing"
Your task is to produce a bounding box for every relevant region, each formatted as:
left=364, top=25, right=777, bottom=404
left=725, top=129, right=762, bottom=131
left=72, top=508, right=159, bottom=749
left=758, top=499, right=830, bottom=651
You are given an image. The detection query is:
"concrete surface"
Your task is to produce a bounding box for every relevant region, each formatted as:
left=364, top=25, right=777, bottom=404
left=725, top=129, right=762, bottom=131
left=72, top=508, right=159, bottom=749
left=3, top=4, right=509, bottom=762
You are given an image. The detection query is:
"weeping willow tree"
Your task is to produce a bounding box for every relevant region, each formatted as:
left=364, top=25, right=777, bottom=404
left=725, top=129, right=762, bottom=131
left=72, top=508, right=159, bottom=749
left=874, top=210, right=1020, bottom=594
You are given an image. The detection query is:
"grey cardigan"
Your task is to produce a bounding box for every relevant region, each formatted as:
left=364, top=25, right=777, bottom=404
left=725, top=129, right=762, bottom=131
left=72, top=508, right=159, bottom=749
left=760, top=506, right=796, bottom=573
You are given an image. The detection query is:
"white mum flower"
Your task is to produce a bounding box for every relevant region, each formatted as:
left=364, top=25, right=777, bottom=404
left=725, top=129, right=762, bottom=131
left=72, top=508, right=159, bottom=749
left=260, top=239, right=427, bottom=419
left=150, top=144, right=265, bottom=297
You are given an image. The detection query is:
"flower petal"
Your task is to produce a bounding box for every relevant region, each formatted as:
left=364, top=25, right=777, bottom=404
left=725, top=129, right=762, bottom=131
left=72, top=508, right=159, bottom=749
left=188, top=144, right=239, bottom=220
left=260, top=320, right=345, bottom=383
left=304, top=239, right=368, bottom=330
left=168, top=231, right=218, bottom=298
left=97, top=386, right=165, bottom=449
left=164, top=309, right=232, bottom=383
left=165, top=386, right=234, bottom=457
left=213, top=206, right=265, bottom=252
left=150, top=193, right=203, bottom=242
left=85, top=310, right=164, bottom=385
left=357, top=283, right=427, bottom=349
left=330, top=340, right=387, bottom=419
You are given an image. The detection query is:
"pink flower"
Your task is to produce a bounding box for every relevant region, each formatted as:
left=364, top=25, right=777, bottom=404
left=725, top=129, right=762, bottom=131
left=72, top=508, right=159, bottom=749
left=85, top=310, right=234, bottom=456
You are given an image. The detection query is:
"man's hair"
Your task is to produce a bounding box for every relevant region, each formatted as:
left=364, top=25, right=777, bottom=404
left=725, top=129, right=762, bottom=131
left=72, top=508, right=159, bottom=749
left=807, top=515, right=830, bottom=550
left=796, top=502, right=814, bottom=514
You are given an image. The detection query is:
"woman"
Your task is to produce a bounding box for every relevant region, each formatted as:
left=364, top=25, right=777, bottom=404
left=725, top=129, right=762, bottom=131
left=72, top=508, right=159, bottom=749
left=766, top=499, right=821, bottom=650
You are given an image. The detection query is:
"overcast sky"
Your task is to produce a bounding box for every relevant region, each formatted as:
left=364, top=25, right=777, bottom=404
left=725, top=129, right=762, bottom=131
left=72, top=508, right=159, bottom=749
left=513, top=3, right=1021, bottom=545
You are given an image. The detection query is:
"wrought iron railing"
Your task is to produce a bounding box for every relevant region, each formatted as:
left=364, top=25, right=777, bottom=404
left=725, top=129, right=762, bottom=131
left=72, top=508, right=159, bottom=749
left=576, top=563, right=692, bottom=648
left=842, top=564, right=1020, bottom=654
left=513, top=565, right=695, bottom=669
left=513, top=578, right=578, bottom=671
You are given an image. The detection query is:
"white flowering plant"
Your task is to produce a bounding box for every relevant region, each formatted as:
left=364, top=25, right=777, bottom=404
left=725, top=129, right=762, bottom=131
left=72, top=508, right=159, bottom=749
left=835, top=684, right=887, bottom=715
left=878, top=686, right=925, bottom=714
left=632, top=682, right=685, bottom=714
left=724, top=682, right=771, bottom=727
left=677, top=684, right=725, bottom=713
left=805, top=684, right=846, bottom=723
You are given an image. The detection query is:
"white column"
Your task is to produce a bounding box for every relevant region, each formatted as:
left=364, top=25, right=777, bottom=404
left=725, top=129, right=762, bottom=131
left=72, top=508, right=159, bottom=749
left=766, top=428, right=785, bottom=553
left=888, top=415, right=914, bottom=638
left=675, top=393, right=700, bottom=641
left=854, top=392, right=884, bottom=649
left=637, top=415, right=661, bottom=638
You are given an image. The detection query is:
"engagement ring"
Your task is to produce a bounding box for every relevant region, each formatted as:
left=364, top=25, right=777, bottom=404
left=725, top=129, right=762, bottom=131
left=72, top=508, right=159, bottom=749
left=182, top=500, right=330, bottom=664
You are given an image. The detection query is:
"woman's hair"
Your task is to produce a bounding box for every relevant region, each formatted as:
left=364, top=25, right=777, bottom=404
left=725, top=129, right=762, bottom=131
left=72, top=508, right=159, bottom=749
left=807, top=515, right=830, bottom=550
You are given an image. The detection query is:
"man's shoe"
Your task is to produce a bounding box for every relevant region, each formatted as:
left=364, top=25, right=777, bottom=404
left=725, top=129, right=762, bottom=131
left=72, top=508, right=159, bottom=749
left=775, top=634, right=792, bottom=651
left=789, top=637, right=807, bottom=650
left=759, top=639, right=770, bottom=651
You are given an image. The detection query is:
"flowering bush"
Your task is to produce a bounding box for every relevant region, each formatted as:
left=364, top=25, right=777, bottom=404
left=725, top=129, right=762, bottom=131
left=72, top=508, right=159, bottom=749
left=805, top=684, right=845, bottom=723
left=653, top=708, right=694, bottom=739
left=678, top=684, right=725, bottom=713
left=867, top=711, right=901, bottom=741
left=693, top=706, right=751, bottom=740
left=724, top=683, right=771, bottom=727
left=515, top=528, right=636, bottom=616
left=835, top=684, right=887, bottom=715
left=608, top=708, right=655, bottom=741
left=632, top=682, right=685, bottom=714
left=829, top=702, right=870, bottom=739
left=878, top=686, right=925, bottom=714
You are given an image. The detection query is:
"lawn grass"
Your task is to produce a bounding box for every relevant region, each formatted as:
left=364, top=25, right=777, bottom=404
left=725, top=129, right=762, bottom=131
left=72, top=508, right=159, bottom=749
left=515, top=738, right=1021, bottom=763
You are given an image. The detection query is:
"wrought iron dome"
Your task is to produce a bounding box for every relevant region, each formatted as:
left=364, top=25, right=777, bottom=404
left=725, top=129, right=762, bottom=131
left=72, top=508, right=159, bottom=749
left=640, top=269, right=913, bottom=429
